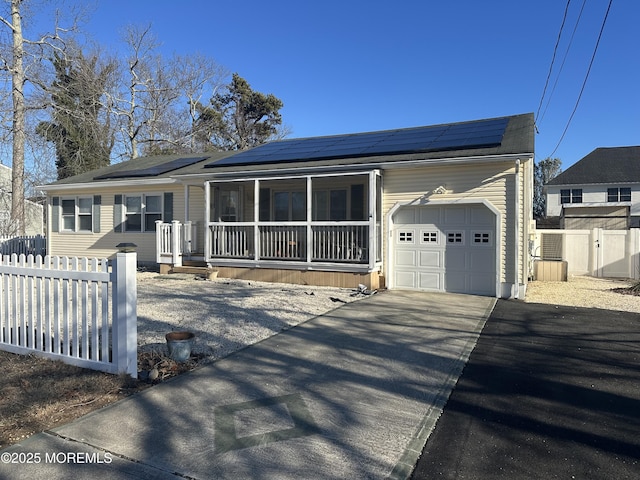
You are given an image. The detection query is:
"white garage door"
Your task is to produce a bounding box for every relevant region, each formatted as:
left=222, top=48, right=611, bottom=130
left=392, top=204, right=496, bottom=296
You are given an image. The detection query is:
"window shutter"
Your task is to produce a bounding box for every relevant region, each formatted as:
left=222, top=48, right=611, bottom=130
left=163, top=192, right=173, bottom=223
left=51, top=197, right=60, bottom=233
left=114, top=195, right=123, bottom=232
left=93, top=195, right=101, bottom=233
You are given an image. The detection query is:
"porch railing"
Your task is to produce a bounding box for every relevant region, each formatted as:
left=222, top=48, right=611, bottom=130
left=156, top=221, right=198, bottom=265
left=312, top=224, right=368, bottom=262
left=208, top=223, right=369, bottom=264
left=157, top=221, right=372, bottom=266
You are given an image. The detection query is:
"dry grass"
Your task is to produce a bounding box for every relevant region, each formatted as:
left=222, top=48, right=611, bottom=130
left=0, top=351, right=143, bottom=449
left=0, top=350, right=206, bottom=450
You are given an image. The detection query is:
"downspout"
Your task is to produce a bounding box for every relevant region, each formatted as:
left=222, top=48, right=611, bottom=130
left=514, top=159, right=521, bottom=299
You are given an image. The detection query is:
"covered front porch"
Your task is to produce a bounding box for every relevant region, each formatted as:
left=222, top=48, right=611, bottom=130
left=157, top=170, right=383, bottom=286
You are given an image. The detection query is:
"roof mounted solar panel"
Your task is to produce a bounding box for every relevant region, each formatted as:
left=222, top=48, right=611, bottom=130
left=205, top=117, right=510, bottom=168
left=94, top=156, right=210, bottom=180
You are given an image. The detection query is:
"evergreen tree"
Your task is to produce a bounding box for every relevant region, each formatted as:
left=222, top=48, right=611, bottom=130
left=194, top=73, right=284, bottom=151
left=36, top=50, right=116, bottom=179
left=534, top=157, right=562, bottom=219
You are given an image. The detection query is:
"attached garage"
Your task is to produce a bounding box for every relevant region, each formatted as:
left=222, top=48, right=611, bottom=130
left=391, top=203, right=498, bottom=296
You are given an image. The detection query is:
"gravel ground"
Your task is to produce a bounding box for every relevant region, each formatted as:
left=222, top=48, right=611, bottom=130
left=524, top=275, right=640, bottom=313
left=136, top=272, right=365, bottom=362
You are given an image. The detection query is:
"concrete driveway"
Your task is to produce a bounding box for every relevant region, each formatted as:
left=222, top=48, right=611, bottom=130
left=1, top=290, right=495, bottom=479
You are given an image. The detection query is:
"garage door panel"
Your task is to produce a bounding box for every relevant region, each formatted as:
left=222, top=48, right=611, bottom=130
left=419, top=208, right=441, bottom=224
left=395, top=271, right=416, bottom=288
left=470, top=208, right=494, bottom=226
left=444, top=207, right=466, bottom=224
left=395, top=208, right=417, bottom=224
left=418, top=272, right=441, bottom=290
left=395, top=250, right=417, bottom=267
left=419, top=250, right=442, bottom=268
left=469, top=274, right=495, bottom=295
left=469, top=252, right=494, bottom=271
left=445, top=251, right=467, bottom=270
left=444, top=273, right=466, bottom=293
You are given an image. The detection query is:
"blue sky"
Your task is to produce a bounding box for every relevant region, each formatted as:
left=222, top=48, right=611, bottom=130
left=69, top=1, right=640, bottom=169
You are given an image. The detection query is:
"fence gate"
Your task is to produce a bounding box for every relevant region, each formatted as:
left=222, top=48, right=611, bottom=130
left=597, top=230, right=631, bottom=278
left=536, top=228, right=640, bottom=279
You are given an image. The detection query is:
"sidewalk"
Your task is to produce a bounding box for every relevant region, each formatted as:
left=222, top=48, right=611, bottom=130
left=412, top=299, right=640, bottom=479
left=1, top=290, right=495, bottom=479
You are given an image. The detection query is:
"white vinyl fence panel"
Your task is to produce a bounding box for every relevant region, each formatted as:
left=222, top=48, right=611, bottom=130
left=533, top=228, right=640, bottom=279
left=0, top=252, right=137, bottom=376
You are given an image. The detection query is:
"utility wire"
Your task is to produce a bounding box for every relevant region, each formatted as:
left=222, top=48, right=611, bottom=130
left=539, top=0, right=587, bottom=125
left=536, top=0, right=573, bottom=123
left=548, top=0, right=614, bottom=157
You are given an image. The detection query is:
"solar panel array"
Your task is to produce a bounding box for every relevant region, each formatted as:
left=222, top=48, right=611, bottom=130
left=94, top=156, right=210, bottom=180
left=206, top=117, right=509, bottom=168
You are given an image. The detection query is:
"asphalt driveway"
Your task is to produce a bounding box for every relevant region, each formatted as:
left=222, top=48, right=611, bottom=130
left=411, top=299, right=640, bottom=480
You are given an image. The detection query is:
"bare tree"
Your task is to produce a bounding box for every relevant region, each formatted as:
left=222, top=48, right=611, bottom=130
left=0, top=0, right=78, bottom=233
left=110, top=24, right=229, bottom=159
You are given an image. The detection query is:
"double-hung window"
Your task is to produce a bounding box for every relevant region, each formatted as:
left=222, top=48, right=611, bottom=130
left=123, top=194, right=162, bottom=232
left=61, top=197, right=94, bottom=232
left=560, top=189, right=582, bottom=204
left=607, top=187, right=631, bottom=202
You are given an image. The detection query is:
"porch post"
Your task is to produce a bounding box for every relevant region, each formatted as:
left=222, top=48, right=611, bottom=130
left=306, top=176, right=312, bottom=262
left=368, top=170, right=377, bottom=270
left=171, top=220, right=182, bottom=266
left=205, top=181, right=211, bottom=263
left=184, top=185, right=190, bottom=223
left=254, top=179, right=260, bottom=261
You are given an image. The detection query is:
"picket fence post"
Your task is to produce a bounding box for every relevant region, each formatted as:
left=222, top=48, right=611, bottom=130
left=112, top=249, right=137, bottom=377
left=171, top=220, right=182, bottom=266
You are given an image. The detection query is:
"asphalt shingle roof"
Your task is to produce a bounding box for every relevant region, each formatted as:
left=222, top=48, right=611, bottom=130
left=546, top=146, right=640, bottom=186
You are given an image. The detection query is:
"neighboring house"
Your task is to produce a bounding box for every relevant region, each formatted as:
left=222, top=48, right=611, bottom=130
left=545, top=146, right=640, bottom=229
left=39, top=113, right=534, bottom=298
left=0, top=164, right=44, bottom=236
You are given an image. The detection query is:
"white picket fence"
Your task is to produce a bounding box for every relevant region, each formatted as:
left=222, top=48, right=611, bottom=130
left=0, top=234, right=46, bottom=257
left=0, top=252, right=137, bottom=376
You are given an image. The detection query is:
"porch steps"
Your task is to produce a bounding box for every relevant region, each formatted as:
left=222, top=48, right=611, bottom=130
left=167, top=265, right=219, bottom=280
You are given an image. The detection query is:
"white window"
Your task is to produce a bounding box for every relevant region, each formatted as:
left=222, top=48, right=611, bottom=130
left=472, top=231, right=492, bottom=246
left=398, top=230, right=414, bottom=243
left=61, top=197, right=93, bottom=232
left=421, top=231, right=438, bottom=243
left=447, top=231, right=464, bottom=244
left=124, top=194, right=162, bottom=232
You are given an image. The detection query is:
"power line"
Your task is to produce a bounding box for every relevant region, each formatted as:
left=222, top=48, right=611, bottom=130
left=538, top=0, right=587, bottom=125
left=536, top=0, right=573, bottom=123
left=548, top=0, right=614, bottom=158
